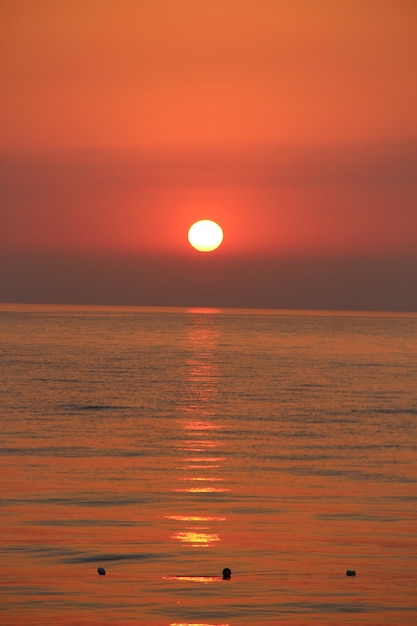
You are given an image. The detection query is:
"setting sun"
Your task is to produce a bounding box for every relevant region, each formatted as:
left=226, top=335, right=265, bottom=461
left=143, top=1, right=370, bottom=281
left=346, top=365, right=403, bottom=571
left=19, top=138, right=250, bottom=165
left=188, top=220, right=224, bottom=252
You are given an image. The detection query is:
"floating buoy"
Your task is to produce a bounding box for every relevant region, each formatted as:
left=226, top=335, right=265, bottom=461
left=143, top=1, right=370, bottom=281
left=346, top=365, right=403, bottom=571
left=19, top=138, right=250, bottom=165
left=222, top=567, right=231, bottom=580
left=346, top=569, right=356, bottom=576
left=97, top=567, right=106, bottom=576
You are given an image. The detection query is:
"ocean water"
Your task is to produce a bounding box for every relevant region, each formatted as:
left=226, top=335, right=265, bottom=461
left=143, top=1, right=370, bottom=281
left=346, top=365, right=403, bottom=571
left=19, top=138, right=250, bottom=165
left=1, top=304, right=416, bottom=626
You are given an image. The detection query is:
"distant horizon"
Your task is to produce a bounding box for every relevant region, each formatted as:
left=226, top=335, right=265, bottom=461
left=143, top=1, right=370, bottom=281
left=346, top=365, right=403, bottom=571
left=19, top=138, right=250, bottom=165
left=2, top=301, right=417, bottom=316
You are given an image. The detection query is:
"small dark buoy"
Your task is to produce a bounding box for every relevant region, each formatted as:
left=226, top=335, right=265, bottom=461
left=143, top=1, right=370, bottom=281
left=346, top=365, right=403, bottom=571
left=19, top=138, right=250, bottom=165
left=346, top=569, right=356, bottom=577
left=222, top=567, right=231, bottom=580
left=97, top=567, right=106, bottom=576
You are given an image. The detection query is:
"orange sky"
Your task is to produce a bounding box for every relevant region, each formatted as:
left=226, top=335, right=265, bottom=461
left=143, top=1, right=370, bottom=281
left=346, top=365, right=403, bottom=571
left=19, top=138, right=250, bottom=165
left=2, top=1, right=417, bottom=151
left=1, top=0, right=417, bottom=309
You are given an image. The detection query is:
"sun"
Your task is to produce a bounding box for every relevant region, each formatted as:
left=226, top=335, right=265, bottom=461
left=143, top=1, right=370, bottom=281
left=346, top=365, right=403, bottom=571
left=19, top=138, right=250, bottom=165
left=188, top=220, right=223, bottom=252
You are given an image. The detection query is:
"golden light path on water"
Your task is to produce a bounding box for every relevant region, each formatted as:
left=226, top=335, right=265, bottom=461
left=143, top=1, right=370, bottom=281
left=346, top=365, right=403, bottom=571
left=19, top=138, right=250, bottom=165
left=165, top=515, right=226, bottom=522
left=171, top=620, right=230, bottom=626
left=172, top=531, right=221, bottom=546
left=168, top=310, right=229, bottom=550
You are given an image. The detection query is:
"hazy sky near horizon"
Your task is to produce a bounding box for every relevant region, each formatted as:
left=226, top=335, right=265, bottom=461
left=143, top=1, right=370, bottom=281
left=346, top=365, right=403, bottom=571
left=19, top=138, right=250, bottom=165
left=1, top=1, right=417, bottom=310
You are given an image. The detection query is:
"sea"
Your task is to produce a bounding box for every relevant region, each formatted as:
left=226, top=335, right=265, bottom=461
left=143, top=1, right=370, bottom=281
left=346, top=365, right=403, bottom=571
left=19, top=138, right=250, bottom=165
left=1, top=304, right=416, bottom=626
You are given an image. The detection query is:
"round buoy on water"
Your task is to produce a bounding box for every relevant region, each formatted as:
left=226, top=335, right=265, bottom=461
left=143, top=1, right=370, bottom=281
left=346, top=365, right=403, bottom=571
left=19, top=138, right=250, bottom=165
left=222, top=567, right=231, bottom=580
left=97, top=567, right=106, bottom=576
left=346, top=569, right=356, bottom=576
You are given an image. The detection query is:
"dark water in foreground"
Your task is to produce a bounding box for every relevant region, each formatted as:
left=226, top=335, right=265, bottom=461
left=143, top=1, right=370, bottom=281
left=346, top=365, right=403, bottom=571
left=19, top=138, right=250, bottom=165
left=1, top=304, right=416, bottom=625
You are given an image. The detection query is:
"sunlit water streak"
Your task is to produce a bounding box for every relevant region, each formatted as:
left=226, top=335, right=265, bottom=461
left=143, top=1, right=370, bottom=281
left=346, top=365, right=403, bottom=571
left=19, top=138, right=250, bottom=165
left=1, top=304, right=416, bottom=625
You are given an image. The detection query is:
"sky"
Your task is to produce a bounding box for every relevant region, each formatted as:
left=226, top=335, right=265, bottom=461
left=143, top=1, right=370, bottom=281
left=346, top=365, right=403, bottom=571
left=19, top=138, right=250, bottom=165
left=1, top=0, right=417, bottom=310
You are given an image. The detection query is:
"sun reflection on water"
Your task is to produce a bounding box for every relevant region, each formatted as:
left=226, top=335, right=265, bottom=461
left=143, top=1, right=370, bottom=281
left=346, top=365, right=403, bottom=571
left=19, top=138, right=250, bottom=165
left=182, top=420, right=222, bottom=430
left=170, top=621, right=230, bottom=625
left=174, top=487, right=230, bottom=493
left=168, top=309, right=229, bottom=549
left=179, top=476, right=224, bottom=481
left=165, top=576, right=220, bottom=584
left=172, top=530, right=221, bottom=547
left=178, top=440, right=219, bottom=450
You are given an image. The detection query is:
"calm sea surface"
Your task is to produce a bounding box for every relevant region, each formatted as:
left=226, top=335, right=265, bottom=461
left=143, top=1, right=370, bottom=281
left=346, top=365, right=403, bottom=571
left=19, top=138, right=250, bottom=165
left=1, top=304, right=416, bottom=625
